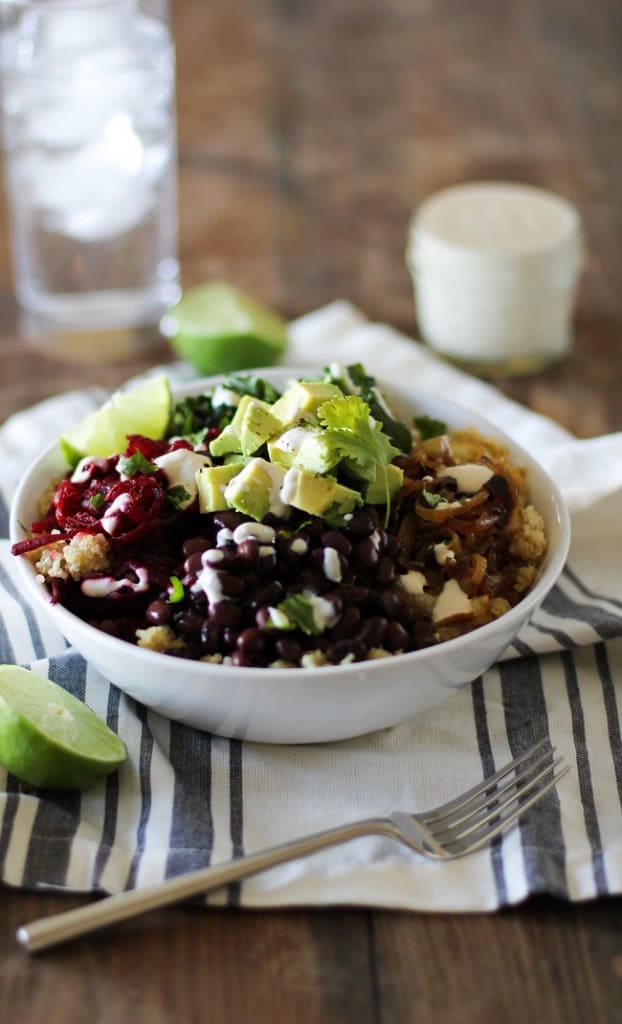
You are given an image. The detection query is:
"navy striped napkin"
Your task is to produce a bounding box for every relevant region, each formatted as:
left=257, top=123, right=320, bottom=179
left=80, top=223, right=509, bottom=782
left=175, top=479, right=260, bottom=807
left=1, top=302, right=621, bottom=910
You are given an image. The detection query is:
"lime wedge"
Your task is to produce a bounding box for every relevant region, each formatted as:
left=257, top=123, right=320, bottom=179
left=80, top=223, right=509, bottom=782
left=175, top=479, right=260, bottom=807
left=59, top=373, right=172, bottom=466
left=162, top=281, right=288, bottom=375
left=0, top=665, right=127, bottom=791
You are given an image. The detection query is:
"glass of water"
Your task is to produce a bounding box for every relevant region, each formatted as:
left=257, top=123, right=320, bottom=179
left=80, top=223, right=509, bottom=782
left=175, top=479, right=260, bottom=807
left=0, top=0, right=180, bottom=362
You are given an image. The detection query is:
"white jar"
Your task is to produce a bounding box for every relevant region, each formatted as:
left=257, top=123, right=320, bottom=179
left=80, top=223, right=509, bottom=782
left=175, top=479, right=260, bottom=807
left=406, top=182, right=583, bottom=376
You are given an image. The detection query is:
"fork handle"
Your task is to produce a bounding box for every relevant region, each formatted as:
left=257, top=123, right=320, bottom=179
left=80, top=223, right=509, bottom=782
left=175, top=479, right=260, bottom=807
left=17, top=816, right=395, bottom=954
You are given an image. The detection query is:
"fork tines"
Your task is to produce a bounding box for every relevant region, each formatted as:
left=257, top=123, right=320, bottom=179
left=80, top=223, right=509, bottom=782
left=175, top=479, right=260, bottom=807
left=421, top=739, right=568, bottom=858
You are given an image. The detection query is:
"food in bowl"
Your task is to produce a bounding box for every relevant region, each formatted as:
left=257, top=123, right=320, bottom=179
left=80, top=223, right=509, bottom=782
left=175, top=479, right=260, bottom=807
left=11, top=364, right=549, bottom=673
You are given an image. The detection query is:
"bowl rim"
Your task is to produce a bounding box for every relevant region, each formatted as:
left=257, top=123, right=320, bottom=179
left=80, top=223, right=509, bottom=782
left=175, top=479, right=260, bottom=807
left=9, top=366, right=571, bottom=680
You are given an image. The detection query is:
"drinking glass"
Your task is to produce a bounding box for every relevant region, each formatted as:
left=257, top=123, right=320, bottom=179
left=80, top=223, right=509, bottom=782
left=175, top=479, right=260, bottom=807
left=0, top=0, right=180, bottom=361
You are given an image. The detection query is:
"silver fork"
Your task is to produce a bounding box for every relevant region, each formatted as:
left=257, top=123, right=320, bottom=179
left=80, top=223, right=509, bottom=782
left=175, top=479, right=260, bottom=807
left=17, top=737, right=566, bottom=954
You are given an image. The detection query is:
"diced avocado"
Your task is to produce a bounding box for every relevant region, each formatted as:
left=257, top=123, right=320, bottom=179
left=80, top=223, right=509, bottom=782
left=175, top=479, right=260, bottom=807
left=196, top=463, right=245, bottom=513
left=270, top=381, right=343, bottom=427
left=223, top=458, right=287, bottom=521
left=223, top=452, right=250, bottom=465
left=281, top=467, right=362, bottom=518
left=362, top=463, right=404, bottom=504
left=267, top=425, right=341, bottom=475
left=209, top=394, right=281, bottom=458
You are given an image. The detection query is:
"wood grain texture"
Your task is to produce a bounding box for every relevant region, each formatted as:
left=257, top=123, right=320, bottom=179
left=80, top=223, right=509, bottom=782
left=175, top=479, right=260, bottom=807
left=1, top=0, right=621, bottom=1021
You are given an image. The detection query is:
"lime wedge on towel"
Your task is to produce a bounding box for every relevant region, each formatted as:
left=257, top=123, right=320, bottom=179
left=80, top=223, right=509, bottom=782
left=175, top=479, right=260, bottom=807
left=161, top=281, right=288, bottom=375
left=0, top=665, right=127, bottom=790
left=59, top=373, right=172, bottom=467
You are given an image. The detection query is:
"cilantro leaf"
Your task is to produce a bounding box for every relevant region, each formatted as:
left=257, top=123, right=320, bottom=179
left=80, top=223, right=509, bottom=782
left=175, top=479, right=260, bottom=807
left=414, top=415, right=448, bottom=441
left=318, top=396, right=400, bottom=524
left=318, top=396, right=399, bottom=481
left=118, top=451, right=158, bottom=477
left=167, top=484, right=192, bottom=509
left=89, top=492, right=105, bottom=510
left=321, top=363, right=412, bottom=454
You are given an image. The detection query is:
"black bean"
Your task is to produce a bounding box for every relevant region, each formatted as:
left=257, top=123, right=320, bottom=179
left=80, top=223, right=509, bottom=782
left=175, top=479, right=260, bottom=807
left=200, top=621, right=220, bottom=653
left=221, top=626, right=240, bottom=650
left=237, top=627, right=265, bottom=655
left=219, top=573, right=245, bottom=598
left=355, top=537, right=380, bottom=569
left=98, top=618, right=124, bottom=637
left=203, top=548, right=239, bottom=571
left=210, top=602, right=242, bottom=628
left=296, top=568, right=327, bottom=591
left=375, top=530, right=388, bottom=552
left=146, top=599, right=171, bottom=626
left=183, top=552, right=204, bottom=576
left=385, top=535, right=401, bottom=559
left=331, top=605, right=361, bottom=640
left=377, top=556, right=397, bottom=586
left=182, top=537, right=209, bottom=556
left=322, top=592, right=344, bottom=618
left=358, top=615, right=388, bottom=648
left=250, top=581, right=283, bottom=609
left=230, top=650, right=252, bottom=667
left=237, top=538, right=259, bottom=561
left=320, top=531, right=352, bottom=557
left=346, top=511, right=375, bottom=537
left=380, top=589, right=401, bottom=619
left=338, top=584, right=371, bottom=606
left=175, top=610, right=204, bottom=636
left=325, top=638, right=367, bottom=663
left=385, top=620, right=410, bottom=651
left=275, top=636, right=302, bottom=662
left=350, top=640, right=367, bottom=662
left=255, top=606, right=272, bottom=629
left=257, top=547, right=277, bottom=572
left=262, top=513, right=282, bottom=528
left=213, top=510, right=247, bottom=530
left=397, top=602, right=417, bottom=626
left=311, top=547, right=346, bottom=581
left=279, top=535, right=309, bottom=561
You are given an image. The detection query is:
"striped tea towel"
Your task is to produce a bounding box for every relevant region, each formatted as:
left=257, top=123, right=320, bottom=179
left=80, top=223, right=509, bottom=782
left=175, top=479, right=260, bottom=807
left=1, top=301, right=621, bottom=911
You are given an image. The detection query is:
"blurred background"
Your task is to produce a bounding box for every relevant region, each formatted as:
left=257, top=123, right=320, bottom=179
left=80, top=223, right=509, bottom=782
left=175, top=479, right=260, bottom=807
left=1, top=0, right=620, bottom=432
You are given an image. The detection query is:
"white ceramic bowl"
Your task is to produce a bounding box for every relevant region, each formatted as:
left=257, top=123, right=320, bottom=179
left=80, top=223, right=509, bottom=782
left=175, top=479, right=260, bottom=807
left=10, top=369, right=570, bottom=744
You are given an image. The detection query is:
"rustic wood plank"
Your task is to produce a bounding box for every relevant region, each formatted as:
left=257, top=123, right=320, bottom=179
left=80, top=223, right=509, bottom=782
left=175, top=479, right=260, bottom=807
left=0, top=893, right=376, bottom=1024
left=373, top=897, right=622, bottom=1024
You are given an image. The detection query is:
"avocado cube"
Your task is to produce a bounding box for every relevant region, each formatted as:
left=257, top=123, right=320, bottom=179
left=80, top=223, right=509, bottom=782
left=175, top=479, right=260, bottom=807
left=267, top=425, right=341, bottom=475
left=197, top=463, right=245, bottom=513
left=209, top=395, right=281, bottom=458
left=281, top=467, right=362, bottom=518
left=361, top=463, right=404, bottom=504
left=270, top=381, right=343, bottom=427
left=223, top=458, right=287, bottom=521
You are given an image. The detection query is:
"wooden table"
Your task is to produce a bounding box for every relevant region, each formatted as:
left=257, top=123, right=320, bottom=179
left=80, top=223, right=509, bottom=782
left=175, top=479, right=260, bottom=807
left=1, top=1, right=621, bottom=1020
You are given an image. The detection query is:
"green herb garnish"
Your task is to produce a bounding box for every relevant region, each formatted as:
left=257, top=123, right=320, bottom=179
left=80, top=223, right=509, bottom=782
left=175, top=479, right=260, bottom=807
left=167, top=575, right=185, bottom=604
left=271, top=594, right=321, bottom=636
left=324, top=363, right=413, bottom=454
left=118, top=451, right=158, bottom=478
left=221, top=374, right=281, bottom=405
left=89, top=493, right=105, bottom=510
left=167, top=485, right=192, bottom=509
left=413, top=415, right=448, bottom=441
left=318, top=395, right=399, bottom=524
left=421, top=487, right=443, bottom=508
